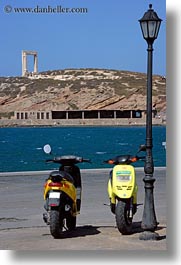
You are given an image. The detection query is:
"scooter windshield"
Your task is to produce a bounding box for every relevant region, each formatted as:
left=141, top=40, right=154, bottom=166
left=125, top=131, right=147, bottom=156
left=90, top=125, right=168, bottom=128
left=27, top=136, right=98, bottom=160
left=115, top=155, right=131, bottom=164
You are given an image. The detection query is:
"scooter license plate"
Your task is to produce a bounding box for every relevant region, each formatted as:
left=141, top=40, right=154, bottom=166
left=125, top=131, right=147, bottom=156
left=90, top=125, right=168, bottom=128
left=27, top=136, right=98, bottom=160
left=49, top=192, right=60, bottom=199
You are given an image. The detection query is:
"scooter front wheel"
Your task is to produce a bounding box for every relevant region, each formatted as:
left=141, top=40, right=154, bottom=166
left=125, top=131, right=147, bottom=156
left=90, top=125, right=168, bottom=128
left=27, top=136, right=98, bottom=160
left=115, top=200, right=132, bottom=235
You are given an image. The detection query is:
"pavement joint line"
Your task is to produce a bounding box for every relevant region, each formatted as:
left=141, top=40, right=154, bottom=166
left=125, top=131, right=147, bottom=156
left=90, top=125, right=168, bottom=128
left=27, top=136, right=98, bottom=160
left=0, top=167, right=166, bottom=177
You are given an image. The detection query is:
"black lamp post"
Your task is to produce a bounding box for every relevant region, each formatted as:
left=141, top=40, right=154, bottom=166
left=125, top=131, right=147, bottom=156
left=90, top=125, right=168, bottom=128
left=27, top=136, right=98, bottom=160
left=138, top=4, right=162, bottom=240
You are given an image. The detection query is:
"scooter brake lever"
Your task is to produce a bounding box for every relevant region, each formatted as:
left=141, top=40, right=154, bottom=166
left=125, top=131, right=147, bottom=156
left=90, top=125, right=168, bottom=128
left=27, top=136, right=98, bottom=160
left=45, top=159, right=53, bottom=163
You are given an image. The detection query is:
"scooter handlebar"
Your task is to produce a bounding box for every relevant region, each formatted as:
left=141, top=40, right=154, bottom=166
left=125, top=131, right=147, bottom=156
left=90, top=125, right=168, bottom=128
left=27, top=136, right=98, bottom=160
left=45, top=159, right=54, bottom=163
left=135, top=156, right=145, bottom=161
left=45, top=156, right=91, bottom=164
left=82, top=158, right=91, bottom=163
left=103, top=155, right=146, bottom=165
left=103, top=159, right=115, bottom=164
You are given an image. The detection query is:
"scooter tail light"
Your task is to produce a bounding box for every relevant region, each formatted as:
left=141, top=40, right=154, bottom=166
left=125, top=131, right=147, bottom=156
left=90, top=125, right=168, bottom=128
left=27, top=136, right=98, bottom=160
left=48, top=182, right=63, bottom=187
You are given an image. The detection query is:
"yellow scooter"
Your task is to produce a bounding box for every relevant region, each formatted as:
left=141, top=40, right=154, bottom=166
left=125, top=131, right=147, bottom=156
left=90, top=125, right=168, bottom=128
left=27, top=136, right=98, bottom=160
left=43, top=144, right=90, bottom=238
left=104, top=146, right=145, bottom=235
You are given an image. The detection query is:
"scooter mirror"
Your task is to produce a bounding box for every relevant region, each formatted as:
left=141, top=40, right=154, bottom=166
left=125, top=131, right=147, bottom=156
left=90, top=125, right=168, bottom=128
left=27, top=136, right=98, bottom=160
left=43, top=144, right=52, bottom=154
left=138, top=144, right=146, bottom=152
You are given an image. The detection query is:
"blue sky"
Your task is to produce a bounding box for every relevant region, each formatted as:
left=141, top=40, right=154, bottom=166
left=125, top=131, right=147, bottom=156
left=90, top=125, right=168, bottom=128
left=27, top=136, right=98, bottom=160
left=1, top=0, right=166, bottom=77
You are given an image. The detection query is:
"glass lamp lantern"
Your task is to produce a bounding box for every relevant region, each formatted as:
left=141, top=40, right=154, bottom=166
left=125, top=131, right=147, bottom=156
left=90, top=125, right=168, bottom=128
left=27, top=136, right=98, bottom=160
left=139, top=4, right=162, bottom=44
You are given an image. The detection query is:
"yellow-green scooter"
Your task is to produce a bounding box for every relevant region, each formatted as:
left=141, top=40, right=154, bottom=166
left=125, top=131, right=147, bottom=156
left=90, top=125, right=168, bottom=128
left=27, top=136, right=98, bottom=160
left=104, top=146, right=145, bottom=235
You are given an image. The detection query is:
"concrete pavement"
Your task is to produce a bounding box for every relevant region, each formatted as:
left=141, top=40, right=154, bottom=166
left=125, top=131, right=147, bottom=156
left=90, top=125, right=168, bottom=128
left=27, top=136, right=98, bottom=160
left=0, top=168, right=166, bottom=250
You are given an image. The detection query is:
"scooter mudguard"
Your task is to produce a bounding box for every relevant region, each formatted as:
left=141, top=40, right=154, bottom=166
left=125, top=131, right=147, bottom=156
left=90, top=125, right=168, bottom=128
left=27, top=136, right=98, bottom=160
left=108, top=165, right=137, bottom=204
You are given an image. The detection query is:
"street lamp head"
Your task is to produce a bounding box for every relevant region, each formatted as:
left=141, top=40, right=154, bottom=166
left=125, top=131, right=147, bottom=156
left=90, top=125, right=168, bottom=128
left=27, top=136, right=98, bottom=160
left=139, top=4, right=162, bottom=44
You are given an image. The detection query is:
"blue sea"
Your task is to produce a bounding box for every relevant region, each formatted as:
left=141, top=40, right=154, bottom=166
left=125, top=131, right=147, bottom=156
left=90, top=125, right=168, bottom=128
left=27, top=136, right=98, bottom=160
left=0, top=126, right=166, bottom=172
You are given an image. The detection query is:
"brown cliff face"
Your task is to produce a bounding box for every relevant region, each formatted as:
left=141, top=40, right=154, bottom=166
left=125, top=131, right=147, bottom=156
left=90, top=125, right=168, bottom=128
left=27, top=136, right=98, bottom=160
left=0, top=69, right=166, bottom=117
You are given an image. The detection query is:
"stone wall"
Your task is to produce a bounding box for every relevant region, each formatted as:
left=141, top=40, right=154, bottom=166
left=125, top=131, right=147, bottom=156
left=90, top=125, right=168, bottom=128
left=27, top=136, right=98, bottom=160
left=0, top=117, right=165, bottom=127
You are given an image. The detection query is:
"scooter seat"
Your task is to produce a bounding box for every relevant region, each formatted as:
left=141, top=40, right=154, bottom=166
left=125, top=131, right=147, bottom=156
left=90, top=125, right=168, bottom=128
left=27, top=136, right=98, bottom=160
left=49, top=170, right=74, bottom=184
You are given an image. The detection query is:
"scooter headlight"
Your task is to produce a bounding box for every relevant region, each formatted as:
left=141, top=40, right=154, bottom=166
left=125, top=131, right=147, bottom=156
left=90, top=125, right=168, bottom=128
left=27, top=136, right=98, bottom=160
left=117, top=175, right=132, bottom=182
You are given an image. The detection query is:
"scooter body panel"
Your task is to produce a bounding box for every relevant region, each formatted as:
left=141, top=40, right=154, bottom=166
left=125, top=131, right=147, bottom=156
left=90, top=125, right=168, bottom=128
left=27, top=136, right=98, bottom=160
left=44, top=179, right=77, bottom=217
left=108, top=164, right=137, bottom=204
left=44, top=179, right=76, bottom=203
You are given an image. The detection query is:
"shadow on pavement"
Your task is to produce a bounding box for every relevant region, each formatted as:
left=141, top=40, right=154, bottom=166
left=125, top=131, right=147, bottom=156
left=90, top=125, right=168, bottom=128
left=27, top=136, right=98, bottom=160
left=65, top=225, right=101, bottom=238
left=42, top=225, right=101, bottom=239
left=42, top=222, right=166, bottom=240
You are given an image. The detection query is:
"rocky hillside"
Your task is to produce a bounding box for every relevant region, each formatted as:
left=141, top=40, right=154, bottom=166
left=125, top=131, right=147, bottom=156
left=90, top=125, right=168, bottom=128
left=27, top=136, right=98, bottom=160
left=0, top=68, right=166, bottom=118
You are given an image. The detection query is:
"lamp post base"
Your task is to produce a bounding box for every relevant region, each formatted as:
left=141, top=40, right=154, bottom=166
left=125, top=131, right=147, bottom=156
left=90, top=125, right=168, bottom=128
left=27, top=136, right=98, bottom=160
left=139, top=231, right=160, bottom=241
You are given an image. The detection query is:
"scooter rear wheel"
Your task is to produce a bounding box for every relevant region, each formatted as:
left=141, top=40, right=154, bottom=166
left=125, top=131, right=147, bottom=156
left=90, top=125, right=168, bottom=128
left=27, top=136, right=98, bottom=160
left=115, top=200, right=132, bottom=235
left=50, top=210, right=64, bottom=238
